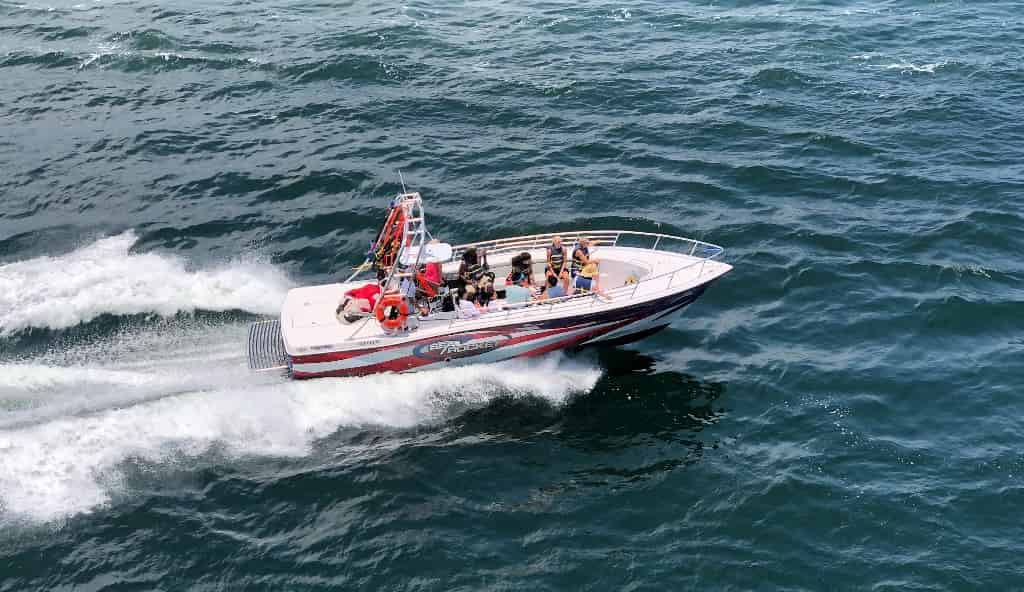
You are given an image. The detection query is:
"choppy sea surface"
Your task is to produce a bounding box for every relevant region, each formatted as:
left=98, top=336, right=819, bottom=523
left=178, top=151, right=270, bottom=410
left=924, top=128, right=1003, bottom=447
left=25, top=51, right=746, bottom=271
left=2, top=0, right=1023, bottom=589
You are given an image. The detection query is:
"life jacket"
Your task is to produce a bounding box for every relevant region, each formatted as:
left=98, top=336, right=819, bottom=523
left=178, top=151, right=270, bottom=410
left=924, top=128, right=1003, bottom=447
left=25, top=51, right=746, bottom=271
left=423, top=262, right=442, bottom=285
left=463, top=261, right=484, bottom=281
left=570, top=245, right=588, bottom=275
left=511, top=253, right=531, bottom=277
left=414, top=262, right=443, bottom=298
left=547, top=244, right=565, bottom=271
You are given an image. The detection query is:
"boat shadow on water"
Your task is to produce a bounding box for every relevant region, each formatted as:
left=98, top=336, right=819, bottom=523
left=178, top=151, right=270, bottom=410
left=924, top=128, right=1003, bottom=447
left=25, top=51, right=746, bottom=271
left=445, top=348, right=728, bottom=453
left=423, top=348, right=731, bottom=506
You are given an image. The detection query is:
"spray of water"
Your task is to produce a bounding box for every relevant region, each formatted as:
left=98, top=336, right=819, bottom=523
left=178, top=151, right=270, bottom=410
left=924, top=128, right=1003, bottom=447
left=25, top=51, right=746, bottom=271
left=0, top=230, right=292, bottom=335
left=0, top=233, right=603, bottom=524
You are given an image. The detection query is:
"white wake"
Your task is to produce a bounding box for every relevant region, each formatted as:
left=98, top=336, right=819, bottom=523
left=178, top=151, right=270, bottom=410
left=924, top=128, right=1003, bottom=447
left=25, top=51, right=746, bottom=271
left=0, top=230, right=292, bottom=335
left=0, top=232, right=603, bottom=524
left=0, top=348, right=601, bottom=524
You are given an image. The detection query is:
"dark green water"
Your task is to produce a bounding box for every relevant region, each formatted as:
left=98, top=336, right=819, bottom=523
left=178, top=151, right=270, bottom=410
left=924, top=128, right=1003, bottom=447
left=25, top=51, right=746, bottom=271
left=2, top=0, right=1023, bottom=589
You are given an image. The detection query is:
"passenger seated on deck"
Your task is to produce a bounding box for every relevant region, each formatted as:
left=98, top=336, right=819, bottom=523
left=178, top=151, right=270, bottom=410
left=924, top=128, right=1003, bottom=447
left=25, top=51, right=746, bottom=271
left=507, top=254, right=523, bottom=285
left=476, top=274, right=496, bottom=308
left=539, top=273, right=567, bottom=300
left=504, top=272, right=533, bottom=305
left=570, top=237, right=598, bottom=279
left=573, top=262, right=609, bottom=298
left=459, top=247, right=489, bottom=285
left=458, top=285, right=481, bottom=319
left=546, top=236, right=567, bottom=279
left=507, top=252, right=534, bottom=286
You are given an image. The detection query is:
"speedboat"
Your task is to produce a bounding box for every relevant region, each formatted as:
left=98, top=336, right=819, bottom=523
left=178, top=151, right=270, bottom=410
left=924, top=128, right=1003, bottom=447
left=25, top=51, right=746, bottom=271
left=248, top=191, right=732, bottom=378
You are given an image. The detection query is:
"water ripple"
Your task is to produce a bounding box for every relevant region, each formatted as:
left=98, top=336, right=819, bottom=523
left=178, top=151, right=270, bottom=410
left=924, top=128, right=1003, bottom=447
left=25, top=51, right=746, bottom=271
left=2, top=0, right=1024, bottom=589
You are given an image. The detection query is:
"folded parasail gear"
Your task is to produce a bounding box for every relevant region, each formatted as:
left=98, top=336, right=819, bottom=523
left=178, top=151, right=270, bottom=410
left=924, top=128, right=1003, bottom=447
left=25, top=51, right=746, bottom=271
left=337, top=297, right=370, bottom=324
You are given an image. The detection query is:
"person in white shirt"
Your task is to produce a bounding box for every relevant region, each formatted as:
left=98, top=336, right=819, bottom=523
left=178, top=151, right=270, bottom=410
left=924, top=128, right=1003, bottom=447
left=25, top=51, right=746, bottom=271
left=458, top=285, right=481, bottom=318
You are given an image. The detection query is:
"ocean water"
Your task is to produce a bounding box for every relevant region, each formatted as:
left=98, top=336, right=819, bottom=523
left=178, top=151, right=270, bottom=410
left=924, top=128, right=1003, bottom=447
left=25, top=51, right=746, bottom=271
left=2, top=0, right=1023, bottom=589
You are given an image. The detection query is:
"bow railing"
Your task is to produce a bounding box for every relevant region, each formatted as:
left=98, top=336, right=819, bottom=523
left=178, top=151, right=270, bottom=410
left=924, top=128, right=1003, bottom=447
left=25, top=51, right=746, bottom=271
left=451, top=230, right=723, bottom=261
left=447, top=230, right=726, bottom=322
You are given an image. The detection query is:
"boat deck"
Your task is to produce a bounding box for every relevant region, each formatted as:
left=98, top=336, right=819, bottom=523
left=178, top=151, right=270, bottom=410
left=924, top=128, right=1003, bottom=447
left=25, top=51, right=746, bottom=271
left=278, top=243, right=730, bottom=357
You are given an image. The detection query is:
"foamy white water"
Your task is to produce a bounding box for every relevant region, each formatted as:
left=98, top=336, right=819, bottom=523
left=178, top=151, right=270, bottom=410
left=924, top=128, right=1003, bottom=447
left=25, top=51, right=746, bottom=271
left=0, top=320, right=253, bottom=428
left=849, top=52, right=951, bottom=74
left=0, top=347, right=600, bottom=524
left=881, top=61, right=947, bottom=74
left=0, top=230, right=292, bottom=335
left=0, top=230, right=601, bottom=524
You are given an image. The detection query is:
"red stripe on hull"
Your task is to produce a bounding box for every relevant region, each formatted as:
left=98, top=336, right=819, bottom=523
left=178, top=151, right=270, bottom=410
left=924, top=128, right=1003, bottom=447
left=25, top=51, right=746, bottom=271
left=289, top=317, right=642, bottom=379
left=291, top=328, right=548, bottom=365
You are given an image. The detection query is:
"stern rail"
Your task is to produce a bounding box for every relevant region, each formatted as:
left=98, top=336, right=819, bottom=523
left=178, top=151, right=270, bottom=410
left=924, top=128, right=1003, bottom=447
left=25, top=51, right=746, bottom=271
left=248, top=319, right=289, bottom=372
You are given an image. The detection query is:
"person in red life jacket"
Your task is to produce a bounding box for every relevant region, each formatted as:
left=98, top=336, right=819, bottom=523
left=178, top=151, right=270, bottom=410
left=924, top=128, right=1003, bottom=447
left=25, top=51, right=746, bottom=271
left=416, top=261, right=443, bottom=299
left=424, top=261, right=442, bottom=286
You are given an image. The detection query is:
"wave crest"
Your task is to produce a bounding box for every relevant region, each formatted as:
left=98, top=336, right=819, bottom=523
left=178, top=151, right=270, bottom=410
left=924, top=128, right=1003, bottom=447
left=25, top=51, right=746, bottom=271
left=0, top=231, right=291, bottom=335
left=0, top=354, right=601, bottom=523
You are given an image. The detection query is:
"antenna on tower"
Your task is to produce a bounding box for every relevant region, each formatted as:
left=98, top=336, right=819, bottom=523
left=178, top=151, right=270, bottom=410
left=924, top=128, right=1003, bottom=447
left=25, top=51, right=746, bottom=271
left=398, top=170, right=408, bottom=195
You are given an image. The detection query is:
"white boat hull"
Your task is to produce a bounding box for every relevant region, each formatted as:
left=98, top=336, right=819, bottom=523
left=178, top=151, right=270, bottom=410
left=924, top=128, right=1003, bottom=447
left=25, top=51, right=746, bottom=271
left=278, top=281, right=715, bottom=378
left=247, top=216, right=732, bottom=379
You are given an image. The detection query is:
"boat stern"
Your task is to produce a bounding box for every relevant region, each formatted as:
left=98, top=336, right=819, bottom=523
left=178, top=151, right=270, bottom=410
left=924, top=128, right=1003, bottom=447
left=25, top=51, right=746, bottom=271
left=247, top=319, right=290, bottom=372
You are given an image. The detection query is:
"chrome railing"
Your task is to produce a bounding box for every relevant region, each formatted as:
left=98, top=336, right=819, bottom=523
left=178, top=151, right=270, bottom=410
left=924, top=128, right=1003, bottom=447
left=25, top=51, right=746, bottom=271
left=446, top=230, right=726, bottom=323
left=451, top=230, right=723, bottom=261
